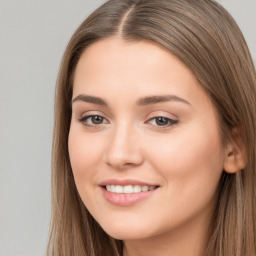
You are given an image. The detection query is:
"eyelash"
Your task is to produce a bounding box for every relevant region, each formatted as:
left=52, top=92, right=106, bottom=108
left=78, top=115, right=109, bottom=128
left=78, top=115, right=178, bottom=129
left=147, top=116, right=178, bottom=127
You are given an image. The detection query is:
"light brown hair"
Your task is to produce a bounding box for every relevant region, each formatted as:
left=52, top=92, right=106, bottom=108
left=47, top=0, right=256, bottom=255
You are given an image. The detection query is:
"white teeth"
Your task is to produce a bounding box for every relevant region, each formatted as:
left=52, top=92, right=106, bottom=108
left=133, top=185, right=142, bottom=193
left=123, top=185, right=133, bottom=193
left=105, top=185, right=157, bottom=193
left=141, top=186, right=148, bottom=192
left=111, top=185, right=116, bottom=192
left=115, top=185, right=124, bottom=193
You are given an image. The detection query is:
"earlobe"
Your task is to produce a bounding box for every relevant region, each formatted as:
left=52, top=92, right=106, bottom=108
left=223, top=131, right=247, bottom=173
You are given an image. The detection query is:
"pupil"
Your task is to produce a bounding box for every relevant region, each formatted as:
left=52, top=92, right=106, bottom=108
left=156, top=117, right=168, bottom=126
left=92, top=116, right=103, bottom=124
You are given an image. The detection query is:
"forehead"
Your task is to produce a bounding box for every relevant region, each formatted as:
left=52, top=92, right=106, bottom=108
left=74, top=37, right=193, bottom=78
left=72, top=37, right=211, bottom=110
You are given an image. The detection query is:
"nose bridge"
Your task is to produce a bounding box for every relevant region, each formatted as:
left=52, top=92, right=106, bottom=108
left=104, top=120, right=143, bottom=168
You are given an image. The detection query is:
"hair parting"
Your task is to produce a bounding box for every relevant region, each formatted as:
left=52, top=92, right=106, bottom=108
left=47, top=1, right=256, bottom=255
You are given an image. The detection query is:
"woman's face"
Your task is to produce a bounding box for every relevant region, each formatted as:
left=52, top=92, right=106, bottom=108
left=69, top=38, right=226, bottom=241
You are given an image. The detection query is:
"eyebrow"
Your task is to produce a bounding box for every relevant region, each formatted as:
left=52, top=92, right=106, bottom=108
left=72, top=94, right=108, bottom=106
left=72, top=94, right=191, bottom=106
left=136, top=95, right=190, bottom=106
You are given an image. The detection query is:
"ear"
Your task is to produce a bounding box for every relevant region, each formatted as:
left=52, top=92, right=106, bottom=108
left=223, top=129, right=247, bottom=173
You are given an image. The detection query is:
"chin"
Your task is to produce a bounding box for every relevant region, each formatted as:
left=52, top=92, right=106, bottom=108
left=105, top=228, right=150, bottom=241
left=98, top=218, right=156, bottom=241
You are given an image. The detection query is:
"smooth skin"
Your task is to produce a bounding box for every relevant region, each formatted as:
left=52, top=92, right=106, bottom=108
left=68, top=37, right=244, bottom=256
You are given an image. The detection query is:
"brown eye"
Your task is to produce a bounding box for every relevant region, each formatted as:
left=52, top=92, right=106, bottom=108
left=147, top=116, right=178, bottom=127
left=91, top=115, right=104, bottom=124
left=78, top=115, right=108, bottom=127
left=155, top=117, right=169, bottom=126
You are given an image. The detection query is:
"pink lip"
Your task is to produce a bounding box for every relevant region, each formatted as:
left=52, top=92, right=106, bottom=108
left=99, top=179, right=159, bottom=207
left=99, top=179, right=158, bottom=187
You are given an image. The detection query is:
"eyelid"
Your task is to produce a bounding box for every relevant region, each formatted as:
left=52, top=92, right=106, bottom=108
left=78, top=111, right=110, bottom=128
left=145, top=112, right=178, bottom=128
left=79, top=110, right=108, bottom=119
left=146, top=111, right=177, bottom=120
left=76, top=110, right=178, bottom=129
left=146, top=116, right=178, bottom=126
left=78, top=115, right=108, bottom=122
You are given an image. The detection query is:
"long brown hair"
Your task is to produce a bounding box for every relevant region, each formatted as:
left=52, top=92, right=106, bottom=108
left=47, top=0, right=256, bottom=255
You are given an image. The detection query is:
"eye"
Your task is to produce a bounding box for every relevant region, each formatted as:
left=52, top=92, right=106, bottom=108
left=147, top=116, right=178, bottom=127
left=78, top=115, right=109, bottom=127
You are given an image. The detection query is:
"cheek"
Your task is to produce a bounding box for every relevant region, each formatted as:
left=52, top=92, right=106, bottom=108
left=148, top=127, right=223, bottom=169
left=145, top=124, right=225, bottom=203
left=68, top=127, right=105, bottom=193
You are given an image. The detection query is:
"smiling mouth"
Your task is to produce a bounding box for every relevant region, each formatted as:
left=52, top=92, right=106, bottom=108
left=103, top=185, right=159, bottom=194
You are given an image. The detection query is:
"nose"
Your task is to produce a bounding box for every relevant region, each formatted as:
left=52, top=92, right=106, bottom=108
left=103, top=123, right=144, bottom=170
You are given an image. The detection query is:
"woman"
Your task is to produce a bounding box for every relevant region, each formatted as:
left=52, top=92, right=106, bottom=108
left=47, top=0, right=256, bottom=255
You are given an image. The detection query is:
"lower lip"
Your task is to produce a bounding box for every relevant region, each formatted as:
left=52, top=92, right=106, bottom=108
left=100, top=187, right=158, bottom=206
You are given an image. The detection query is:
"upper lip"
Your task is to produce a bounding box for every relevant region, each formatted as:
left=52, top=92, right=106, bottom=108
left=99, top=179, right=159, bottom=187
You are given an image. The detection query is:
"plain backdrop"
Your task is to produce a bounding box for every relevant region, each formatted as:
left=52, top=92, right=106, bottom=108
left=0, top=1, right=255, bottom=256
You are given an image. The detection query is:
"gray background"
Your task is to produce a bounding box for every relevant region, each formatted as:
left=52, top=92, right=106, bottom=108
left=0, top=1, right=255, bottom=256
